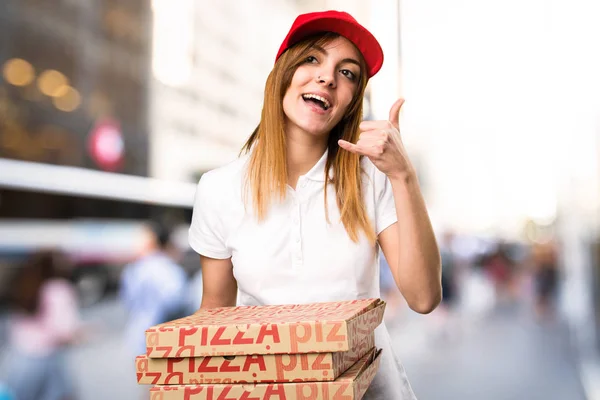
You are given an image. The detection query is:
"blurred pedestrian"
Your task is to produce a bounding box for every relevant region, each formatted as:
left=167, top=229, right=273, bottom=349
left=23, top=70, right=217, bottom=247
left=483, top=242, right=517, bottom=304
left=430, top=231, right=462, bottom=340
left=120, top=222, right=188, bottom=358
left=439, top=231, right=459, bottom=312
left=2, top=250, right=82, bottom=400
left=188, top=10, right=442, bottom=400
left=531, top=240, right=559, bottom=320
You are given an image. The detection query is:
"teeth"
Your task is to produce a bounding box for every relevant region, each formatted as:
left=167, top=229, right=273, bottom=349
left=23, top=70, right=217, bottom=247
left=302, top=94, right=331, bottom=109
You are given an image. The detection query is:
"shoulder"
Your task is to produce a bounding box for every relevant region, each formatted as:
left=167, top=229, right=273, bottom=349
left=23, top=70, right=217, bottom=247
left=196, top=154, right=249, bottom=199
left=199, top=154, right=248, bottom=187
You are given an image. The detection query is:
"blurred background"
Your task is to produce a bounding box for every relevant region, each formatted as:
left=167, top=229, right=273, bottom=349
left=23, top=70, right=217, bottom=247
left=0, top=0, right=599, bottom=399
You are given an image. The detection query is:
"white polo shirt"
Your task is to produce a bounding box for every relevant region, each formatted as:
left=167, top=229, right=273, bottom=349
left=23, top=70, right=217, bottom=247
left=188, top=149, right=397, bottom=307
left=189, top=149, right=418, bottom=399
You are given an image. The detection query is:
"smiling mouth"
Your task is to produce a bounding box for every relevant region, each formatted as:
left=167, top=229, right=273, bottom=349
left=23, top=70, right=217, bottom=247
left=302, top=94, right=331, bottom=110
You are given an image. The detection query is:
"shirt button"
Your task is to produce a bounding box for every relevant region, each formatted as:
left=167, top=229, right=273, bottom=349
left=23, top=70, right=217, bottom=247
left=293, top=218, right=299, bottom=224
left=295, top=236, right=300, bottom=243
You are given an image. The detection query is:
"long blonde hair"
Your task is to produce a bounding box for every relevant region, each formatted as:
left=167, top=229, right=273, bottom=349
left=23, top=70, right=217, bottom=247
left=240, top=33, right=376, bottom=244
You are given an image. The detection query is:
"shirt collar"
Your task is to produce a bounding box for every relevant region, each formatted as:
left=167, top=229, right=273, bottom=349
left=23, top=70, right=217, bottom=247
left=303, top=149, right=334, bottom=182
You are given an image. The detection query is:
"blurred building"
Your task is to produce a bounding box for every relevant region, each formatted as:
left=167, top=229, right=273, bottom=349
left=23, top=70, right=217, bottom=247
left=0, top=0, right=153, bottom=219
left=0, top=0, right=169, bottom=306
left=149, top=0, right=298, bottom=182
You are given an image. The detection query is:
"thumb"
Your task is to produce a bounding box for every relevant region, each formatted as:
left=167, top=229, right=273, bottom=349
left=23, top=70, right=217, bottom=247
left=388, top=98, right=405, bottom=128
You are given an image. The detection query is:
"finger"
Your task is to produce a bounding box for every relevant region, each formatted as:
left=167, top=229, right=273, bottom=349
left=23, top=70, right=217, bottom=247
left=338, top=139, right=365, bottom=155
left=359, top=120, right=386, bottom=131
left=358, top=130, right=384, bottom=141
left=388, top=98, right=405, bottom=128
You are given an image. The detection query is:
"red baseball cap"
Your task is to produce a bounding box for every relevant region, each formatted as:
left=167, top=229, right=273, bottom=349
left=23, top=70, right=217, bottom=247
left=275, top=10, right=384, bottom=78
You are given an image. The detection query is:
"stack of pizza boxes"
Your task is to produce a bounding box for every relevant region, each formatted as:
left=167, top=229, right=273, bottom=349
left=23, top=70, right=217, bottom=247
left=135, top=298, right=385, bottom=400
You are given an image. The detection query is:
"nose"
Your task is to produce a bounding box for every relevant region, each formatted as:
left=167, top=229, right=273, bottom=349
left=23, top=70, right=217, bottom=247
left=316, top=73, right=336, bottom=88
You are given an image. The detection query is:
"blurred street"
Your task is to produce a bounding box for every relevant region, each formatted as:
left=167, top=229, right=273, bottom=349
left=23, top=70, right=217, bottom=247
left=2, top=0, right=600, bottom=399
left=394, top=304, right=587, bottom=399
left=5, top=293, right=581, bottom=400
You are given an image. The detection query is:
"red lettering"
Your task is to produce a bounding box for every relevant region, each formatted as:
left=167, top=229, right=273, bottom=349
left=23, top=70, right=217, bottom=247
left=242, top=355, right=267, bottom=372
left=158, top=325, right=174, bottom=332
left=311, top=354, right=331, bottom=370
left=275, top=355, right=297, bottom=380
left=147, top=332, right=159, bottom=346
left=184, top=386, right=204, bottom=400
left=210, top=327, right=231, bottom=346
left=165, top=372, right=184, bottom=385
left=147, top=372, right=162, bottom=384
left=256, top=325, right=280, bottom=345
left=264, top=384, right=287, bottom=400
left=300, top=355, right=309, bottom=370
left=198, top=357, right=219, bottom=373
left=220, top=359, right=241, bottom=373
left=327, top=323, right=345, bottom=342
left=136, top=357, right=149, bottom=372
left=150, top=391, right=164, bottom=400
left=167, top=357, right=185, bottom=373
left=217, top=387, right=237, bottom=400
left=178, top=327, right=198, bottom=346
left=239, top=390, right=261, bottom=400
left=296, top=383, right=318, bottom=400
left=156, top=346, right=173, bottom=358
left=176, top=345, right=196, bottom=358
left=233, top=328, right=253, bottom=345
left=289, top=323, right=311, bottom=353
left=315, top=322, right=323, bottom=342
left=201, top=326, right=209, bottom=346
left=333, top=383, right=352, bottom=400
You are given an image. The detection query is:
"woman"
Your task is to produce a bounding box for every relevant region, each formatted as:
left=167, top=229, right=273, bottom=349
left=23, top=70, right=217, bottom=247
left=189, top=10, right=442, bottom=399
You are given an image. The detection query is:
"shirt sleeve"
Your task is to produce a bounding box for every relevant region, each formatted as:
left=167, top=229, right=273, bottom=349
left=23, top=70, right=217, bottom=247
left=188, top=173, right=232, bottom=259
left=375, top=169, right=398, bottom=235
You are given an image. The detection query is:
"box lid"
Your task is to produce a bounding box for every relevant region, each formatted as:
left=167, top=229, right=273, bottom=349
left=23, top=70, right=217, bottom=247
left=146, top=299, right=385, bottom=358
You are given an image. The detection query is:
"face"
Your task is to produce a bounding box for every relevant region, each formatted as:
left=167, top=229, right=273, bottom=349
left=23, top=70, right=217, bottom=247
left=282, top=36, right=363, bottom=139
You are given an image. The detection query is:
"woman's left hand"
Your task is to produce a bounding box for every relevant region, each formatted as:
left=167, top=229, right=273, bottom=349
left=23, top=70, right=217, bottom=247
left=338, top=98, right=414, bottom=180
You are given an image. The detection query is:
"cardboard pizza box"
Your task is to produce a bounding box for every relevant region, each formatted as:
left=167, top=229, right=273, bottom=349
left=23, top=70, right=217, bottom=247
left=136, top=332, right=374, bottom=385
left=145, top=298, right=385, bottom=358
left=148, top=348, right=382, bottom=400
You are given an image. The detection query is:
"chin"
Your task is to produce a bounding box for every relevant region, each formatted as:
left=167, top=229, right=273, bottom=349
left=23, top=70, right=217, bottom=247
left=300, top=124, right=331, bottom=137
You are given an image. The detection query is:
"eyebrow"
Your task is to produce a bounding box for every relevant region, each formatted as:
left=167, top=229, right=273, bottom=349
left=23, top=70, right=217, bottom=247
left=312, top=44, right=361, bottom=69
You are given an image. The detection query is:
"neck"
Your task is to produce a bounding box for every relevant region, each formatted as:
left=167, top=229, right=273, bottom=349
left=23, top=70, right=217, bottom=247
left=285, top=126, right=328, bottom=189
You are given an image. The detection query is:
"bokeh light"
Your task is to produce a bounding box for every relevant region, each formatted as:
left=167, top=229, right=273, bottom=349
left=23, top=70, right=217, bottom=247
left=2, top=58, right=35, bottom=87
left=37, top=69, right=69, bottom=97
left=52, top=86, right=81, bottom=112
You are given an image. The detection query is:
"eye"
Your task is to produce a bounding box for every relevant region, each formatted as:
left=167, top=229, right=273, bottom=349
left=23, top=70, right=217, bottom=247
left=305, top=55, right=318, bottom=63
left=340, top=69, right=357, bottom=81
